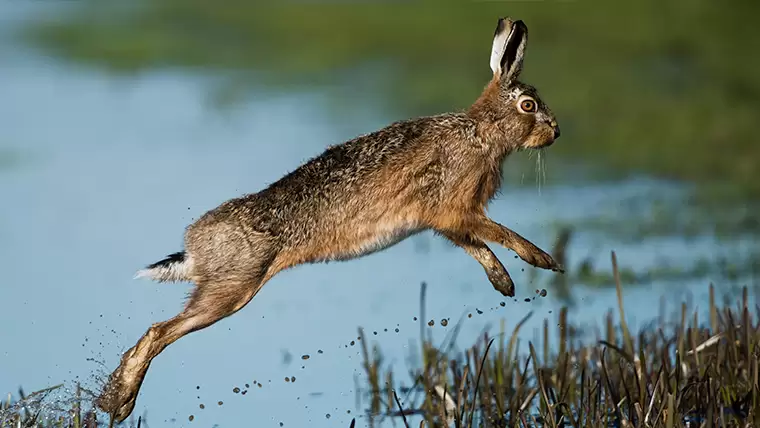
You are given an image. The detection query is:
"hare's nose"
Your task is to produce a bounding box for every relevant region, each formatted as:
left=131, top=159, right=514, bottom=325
left=550, top=121, right=560, bottom=139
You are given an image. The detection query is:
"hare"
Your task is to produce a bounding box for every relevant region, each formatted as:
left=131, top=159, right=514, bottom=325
left=97, top=17, right=563, bottom=423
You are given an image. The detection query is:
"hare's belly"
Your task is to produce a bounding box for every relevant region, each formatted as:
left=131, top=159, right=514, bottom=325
left=327, top=221, right=424, bottom=262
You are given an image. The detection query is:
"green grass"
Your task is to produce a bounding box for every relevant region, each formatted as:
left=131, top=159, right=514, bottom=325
left=0, top=383, right=142, bottom=428
left=356, top=253, right=760, bottom=427
left=19, top=0, right=760, bottom=201
left=3, top=252, right=759, bottom=427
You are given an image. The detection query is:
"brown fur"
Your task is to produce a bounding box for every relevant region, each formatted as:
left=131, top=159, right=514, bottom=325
left=97, top=17, right=563, bottom=423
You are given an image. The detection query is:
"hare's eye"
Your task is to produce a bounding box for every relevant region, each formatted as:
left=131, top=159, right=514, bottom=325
left=519, top=99, right=536, bottom=113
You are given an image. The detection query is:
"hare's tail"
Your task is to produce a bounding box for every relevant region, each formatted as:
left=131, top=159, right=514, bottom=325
left=134, top=251, right=192, bottom=282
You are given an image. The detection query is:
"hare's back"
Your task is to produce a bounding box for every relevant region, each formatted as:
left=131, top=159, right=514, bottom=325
left=260, top=116, right=441, bottom=198
left=246, top=113, right=470, bottom=237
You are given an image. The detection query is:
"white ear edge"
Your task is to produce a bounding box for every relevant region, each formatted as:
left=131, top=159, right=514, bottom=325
left=489, top=17, right=513, bottom=75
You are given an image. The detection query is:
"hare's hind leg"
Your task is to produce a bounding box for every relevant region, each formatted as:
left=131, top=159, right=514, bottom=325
left=97, top=275, right=268, bottom=423
left=438, top=230, right=515, bottom=297
left=97, top=243, right=278, bottom=423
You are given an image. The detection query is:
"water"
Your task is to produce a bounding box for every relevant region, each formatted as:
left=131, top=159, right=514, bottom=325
left=0, top=4, right=753, bottom=427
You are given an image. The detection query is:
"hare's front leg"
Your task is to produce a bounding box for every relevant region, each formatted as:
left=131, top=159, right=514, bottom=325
left=438, top=231, right=515, bottom=297
left=469, top=217, right=565, bottom=273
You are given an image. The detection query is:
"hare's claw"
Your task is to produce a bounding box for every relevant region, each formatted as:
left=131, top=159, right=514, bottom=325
left=487, top=269, right=515, bottom=297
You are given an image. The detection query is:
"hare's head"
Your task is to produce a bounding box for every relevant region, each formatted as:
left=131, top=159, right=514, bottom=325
left=471, top=18, right=560, bottom=151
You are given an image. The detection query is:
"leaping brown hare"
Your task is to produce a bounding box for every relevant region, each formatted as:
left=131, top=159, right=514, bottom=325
left=97, top=16, right=564, bottom=423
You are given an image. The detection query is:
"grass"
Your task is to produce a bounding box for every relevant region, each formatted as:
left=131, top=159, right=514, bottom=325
left=0, top=384, right=120, bottom=428
left=19, top=0, right=760, bottom=201
left=355, top=252, right=760, bottom=427
left=3, top=255, right=758, bottom=427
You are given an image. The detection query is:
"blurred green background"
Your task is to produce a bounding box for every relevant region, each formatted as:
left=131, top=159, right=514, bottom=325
left=3, top=3, right=760, bottom=424
left=24, top=0, right=760, bottom=202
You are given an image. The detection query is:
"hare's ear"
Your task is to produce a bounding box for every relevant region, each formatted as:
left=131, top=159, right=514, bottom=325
left=489, top=18, right=528, bottom=84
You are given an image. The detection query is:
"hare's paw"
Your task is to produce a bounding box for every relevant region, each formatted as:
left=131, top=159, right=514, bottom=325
left=96, top=348, right=150, bottom=424
left=486, top=268, right=515, bottom=297
left=96, top=366, right=140, bottom=424
left=516, top=245, right=564, bottom=273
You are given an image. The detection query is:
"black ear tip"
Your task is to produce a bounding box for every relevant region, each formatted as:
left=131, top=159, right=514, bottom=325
left=494, top=17, right=510, bottom=36
left=494, top=18, right=527, bottom=38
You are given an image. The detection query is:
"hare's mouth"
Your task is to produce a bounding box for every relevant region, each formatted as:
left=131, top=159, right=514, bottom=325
left=523, top=133, right=556, bottom=150
left=531, top=123, right=560, bottom=149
